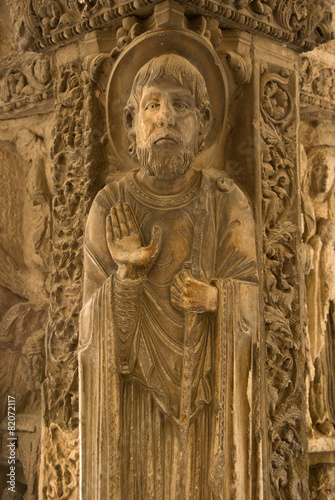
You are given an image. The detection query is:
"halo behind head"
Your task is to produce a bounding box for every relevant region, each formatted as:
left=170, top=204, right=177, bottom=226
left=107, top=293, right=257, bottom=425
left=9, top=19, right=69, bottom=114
left=106, top=29, right=228, bottom=171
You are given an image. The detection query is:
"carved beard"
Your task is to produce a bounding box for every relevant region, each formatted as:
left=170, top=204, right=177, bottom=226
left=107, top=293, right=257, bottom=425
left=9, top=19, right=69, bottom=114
left=135, top=130, right=198, bottom=179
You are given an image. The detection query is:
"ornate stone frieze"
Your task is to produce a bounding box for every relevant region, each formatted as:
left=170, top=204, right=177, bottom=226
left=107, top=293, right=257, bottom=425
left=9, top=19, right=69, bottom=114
left=300, top=54, right=335, bottom=112
left=260, top=65, right=308, bottom=498
left=86, top=9, right=223, bottom=85
left=7, top=0, right=334, bottom=53
left=0, top=52, right=53, bottom=119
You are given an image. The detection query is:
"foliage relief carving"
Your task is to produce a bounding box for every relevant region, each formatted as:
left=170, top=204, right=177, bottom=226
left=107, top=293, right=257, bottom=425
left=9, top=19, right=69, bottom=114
left=300, top=55, right=335, bottom=111
left=0, top=54, right=53, bottom=118
left=260, top=67, right=307, bottom=498
left=7, top=0, right=333, bottom=52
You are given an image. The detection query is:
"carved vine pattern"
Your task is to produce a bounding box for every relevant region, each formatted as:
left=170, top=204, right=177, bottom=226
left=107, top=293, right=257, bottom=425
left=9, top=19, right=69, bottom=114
left=300, top=55, right=335, bottom=111
left=111, top=14, right=222, bottom=60
left=7, top=0, right=333, bottom=52
left=40, top=60, right=105, bottom=498
left=0, top=54, right=53, bottom=118
left=260, top=68, right=307, bottom=498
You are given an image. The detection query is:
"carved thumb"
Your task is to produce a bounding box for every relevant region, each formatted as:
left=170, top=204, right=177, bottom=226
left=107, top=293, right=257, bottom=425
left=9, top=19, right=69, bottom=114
left=146, top=225, right=162, bottom=258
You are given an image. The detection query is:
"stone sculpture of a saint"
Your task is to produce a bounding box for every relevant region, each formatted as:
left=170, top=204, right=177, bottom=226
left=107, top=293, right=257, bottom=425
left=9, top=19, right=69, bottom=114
left=302, top=146, right=335, bottom=437
left=79, top=36, right=258, bottom=499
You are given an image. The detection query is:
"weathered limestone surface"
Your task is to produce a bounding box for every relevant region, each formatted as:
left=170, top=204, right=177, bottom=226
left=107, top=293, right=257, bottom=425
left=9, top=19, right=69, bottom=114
left=0, top=1, right=334, bottom=499
left=300, top=25, right=335, bottom=495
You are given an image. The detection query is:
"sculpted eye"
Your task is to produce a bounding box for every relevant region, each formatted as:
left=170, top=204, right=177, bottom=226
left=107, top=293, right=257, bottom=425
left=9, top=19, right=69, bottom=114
left=174, top=102, right=188, bottom=110
left=145, top=102, right=159, bottom=110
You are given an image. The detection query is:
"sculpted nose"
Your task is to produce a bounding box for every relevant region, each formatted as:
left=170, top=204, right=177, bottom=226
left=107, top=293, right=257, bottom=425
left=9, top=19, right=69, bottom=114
left=157, top=105, right=175, bottom=128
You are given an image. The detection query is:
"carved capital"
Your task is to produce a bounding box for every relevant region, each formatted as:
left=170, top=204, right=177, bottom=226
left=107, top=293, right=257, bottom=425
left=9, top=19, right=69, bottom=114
left=7, top=0, right=334, bottom=53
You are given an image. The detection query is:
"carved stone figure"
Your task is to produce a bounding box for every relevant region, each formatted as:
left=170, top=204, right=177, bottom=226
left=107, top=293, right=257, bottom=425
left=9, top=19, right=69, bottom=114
left=302, top=146, right=335, bottom=436
left=80, top=47, right=258, bottom=499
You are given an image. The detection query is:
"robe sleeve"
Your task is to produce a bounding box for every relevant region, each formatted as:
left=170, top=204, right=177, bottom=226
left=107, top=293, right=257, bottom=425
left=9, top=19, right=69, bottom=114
left=214, top=180, right=258, bottom=283
left=79, top=185, right=145, bottom=499
left=81, top=185, right=144, bottom=363
left=209, top=178, right=259, bottom=498
left=210, top=278, right=259, bottom=499
left=82, top=189, right=117, bottom=307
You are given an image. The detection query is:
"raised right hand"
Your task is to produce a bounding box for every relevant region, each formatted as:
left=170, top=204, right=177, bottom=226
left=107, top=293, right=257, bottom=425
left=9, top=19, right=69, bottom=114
left=106, top=202, right=162, bottom=281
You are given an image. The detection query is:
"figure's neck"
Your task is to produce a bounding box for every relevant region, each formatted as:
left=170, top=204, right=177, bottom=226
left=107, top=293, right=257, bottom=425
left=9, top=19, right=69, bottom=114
left=136, top=167, right=196, bottom=196
left=310, top=189, right=327, bottom=203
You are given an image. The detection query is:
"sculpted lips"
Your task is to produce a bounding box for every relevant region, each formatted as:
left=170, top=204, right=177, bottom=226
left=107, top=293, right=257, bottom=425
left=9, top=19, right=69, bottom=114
left=154, top=137, right=178, bottom=144
left=150, top=130, right=181, bottom=145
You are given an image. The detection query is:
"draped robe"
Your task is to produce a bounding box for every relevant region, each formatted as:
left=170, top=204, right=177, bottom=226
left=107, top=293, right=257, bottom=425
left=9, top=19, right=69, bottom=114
left=79, top=168, right=258, bottom=499
left=303, top=193, right=335, bottom=428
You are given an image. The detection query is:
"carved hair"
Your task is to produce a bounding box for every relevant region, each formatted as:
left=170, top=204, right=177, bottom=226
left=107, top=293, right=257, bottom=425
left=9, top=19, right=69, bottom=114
left=303, top=146, right=335, bottom=191
left=126, top=54, right=211, bottom=114
left=124, top=54, right=212, bottom=156
left=302, top=145, right=335, bottom=229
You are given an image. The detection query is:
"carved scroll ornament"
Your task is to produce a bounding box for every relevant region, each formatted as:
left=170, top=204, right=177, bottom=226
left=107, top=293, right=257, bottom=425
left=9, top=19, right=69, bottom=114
left=40, top=60, right=96, bottom=498
left=7, top=0, right=334, bottom=52
left=260, top=67, right=306, bottom=498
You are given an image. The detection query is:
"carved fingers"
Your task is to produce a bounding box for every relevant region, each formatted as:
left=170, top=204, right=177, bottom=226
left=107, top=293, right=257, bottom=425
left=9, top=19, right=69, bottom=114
left=106, top=202, right=139, bottom=243
left=145, top=225, right=162, bottom=261
left=106, top=202, right=162, bottom=281
left=171, top=270, right=193, bottom=310
left=171, top=270, right=218, bottom=314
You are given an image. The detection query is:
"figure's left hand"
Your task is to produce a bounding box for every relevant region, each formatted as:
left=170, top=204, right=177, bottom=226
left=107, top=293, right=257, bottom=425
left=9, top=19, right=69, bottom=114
left=170, top=270, right=218, bottom=314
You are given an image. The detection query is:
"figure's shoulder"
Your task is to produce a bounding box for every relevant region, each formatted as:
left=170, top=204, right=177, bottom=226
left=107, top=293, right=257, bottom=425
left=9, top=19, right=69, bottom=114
left=203, top=168, right=253, bottom=216
left=203, top=168, right=244, bottom=199
left=91, top=173, right=129, bottom=210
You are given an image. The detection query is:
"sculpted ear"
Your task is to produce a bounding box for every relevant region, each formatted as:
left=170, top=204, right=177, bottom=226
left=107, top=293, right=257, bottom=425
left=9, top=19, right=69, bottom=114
left=124, top=106, right=136, bottom=138
left=199, top=104, right=212, bottom=138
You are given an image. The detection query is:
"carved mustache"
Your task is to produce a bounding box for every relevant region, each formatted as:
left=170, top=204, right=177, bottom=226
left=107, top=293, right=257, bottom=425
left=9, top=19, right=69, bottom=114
left=148, top=129, right=182, bottom=146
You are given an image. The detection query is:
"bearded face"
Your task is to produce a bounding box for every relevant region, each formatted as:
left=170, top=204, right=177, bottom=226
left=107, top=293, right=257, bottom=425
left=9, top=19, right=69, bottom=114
left=135, top=126, right=199, bottom=179
left=132, top=76, right=202, bottom=180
